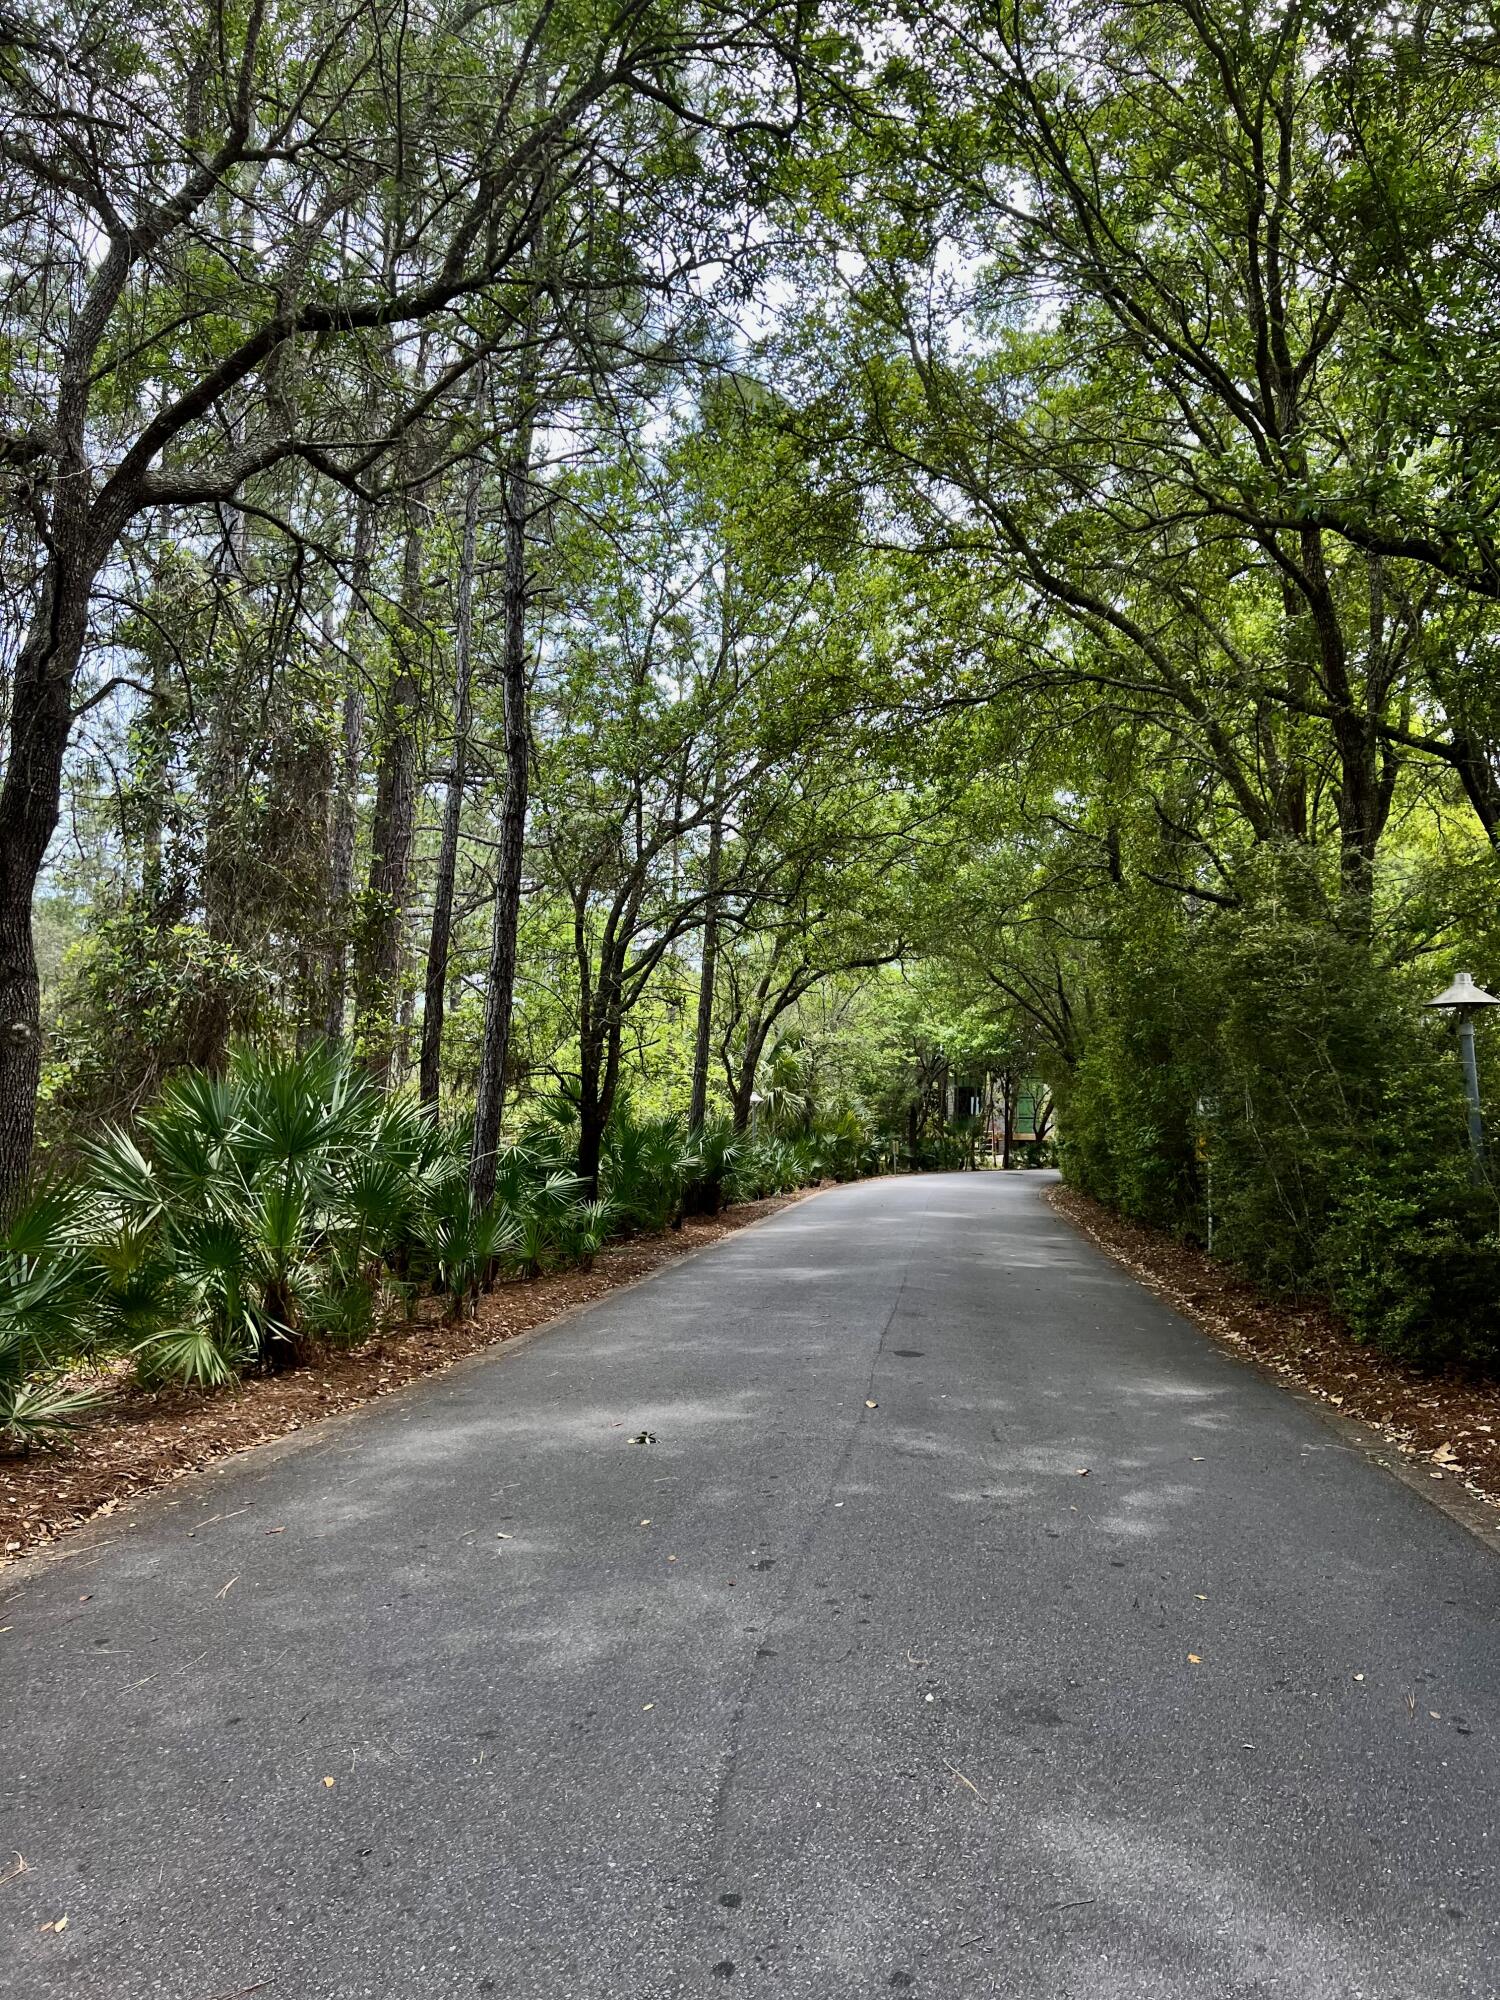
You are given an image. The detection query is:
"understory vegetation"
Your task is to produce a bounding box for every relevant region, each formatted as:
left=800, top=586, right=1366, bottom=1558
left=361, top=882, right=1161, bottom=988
left=1, top=1045, right=882, bottom=1444
left=4, top=0, right=1500, bottom=1439
left=1056, top=876, right=1500, bottom=1370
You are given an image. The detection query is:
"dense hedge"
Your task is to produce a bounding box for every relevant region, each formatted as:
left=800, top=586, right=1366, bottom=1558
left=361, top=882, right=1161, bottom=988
left=1057, top=879, right=1500, bottom=1372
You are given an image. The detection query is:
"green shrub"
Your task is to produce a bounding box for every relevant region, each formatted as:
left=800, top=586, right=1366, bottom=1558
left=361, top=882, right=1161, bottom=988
left=1057, top=857, right=1500, bottom=1372
left=602, top=1111, right=695, bottom=1232
left=682, top=1120, right=739, bottom=1215
left=0, top=1048, right=881, bottom=1433
left=0, top=1185, right=105, bottom=1446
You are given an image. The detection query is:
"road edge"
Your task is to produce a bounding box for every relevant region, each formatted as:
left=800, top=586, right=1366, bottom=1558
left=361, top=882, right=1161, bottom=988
left=1, top=1177, right=848, bottom=1589
left=1045, top=1179, right=1500, bottom=1558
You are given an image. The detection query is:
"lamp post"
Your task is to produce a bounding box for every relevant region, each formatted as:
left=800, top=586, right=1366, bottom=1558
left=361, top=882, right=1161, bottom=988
left=1427, top=972, right=1500, bottom=1183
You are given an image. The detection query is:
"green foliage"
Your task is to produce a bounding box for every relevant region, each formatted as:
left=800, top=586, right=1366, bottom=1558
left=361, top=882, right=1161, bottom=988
left=682, top=1120, right=740, bottom=1216
left=1058, top=868, right=1500, bottom=1370
left=40, top=913, right=269, bottom=1144
left=0, top=1185, right=103, bottom=1447
left=725, top=1118, right=885, bottom=1201
left=603, top=1111, right=697, bottom=1233
left=1056, top=910, right=1199, bottom=1229
left=2, top=1046, right=872, bottom=1437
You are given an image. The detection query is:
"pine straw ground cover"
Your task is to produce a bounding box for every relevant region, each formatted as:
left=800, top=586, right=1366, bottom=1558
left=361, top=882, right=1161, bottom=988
left=1, top=1192, right=809, bottom=1564
left=1051, top=1184, right=1500, bottom=1515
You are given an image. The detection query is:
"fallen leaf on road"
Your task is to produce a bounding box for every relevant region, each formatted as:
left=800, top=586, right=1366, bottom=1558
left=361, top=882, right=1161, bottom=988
left=628, top=1431, right=656, bottom=1446
left=1432, top=1442, right=1459, bottom=1465
left=39, top=1916, right=66, bottom=1933
left=639, top=1519, right=651, bottom=1527
left=265, top=1527, right=284, bottom=1536
left=1075, top=1468, right=1089, bottom=1477
left=865, top=1401, right=878, bottom=1410
left=1187, top=1654, right=1202, bottom=1665
left=323, top=1777, right=335, bottom=1789
left=642, top=1703, right=655, bottom=1712
left=1194, top=1593, right=1208, bottom=1601
left=495, top=1532, right=513, bottom=1540
left=1352, top=1673, right=1365, bottom=1683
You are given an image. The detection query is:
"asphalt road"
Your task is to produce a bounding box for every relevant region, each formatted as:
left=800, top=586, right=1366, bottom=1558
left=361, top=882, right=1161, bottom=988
left=4, top=1171, right=1498, bottom=1999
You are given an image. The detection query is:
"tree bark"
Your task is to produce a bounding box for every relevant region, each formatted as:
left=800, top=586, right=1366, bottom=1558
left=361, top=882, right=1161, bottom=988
left=574, top=1020, right=612, bottom=1200
left=730, top=1003, right=766, bottom=1134
left=324, top=496, right=376, bottom=1045
left=353, top=498, right=427, bottom=1084
left=0, top=574, right=90, bottom=1209
left=688, top=804, right=723, bottom=1130
left=469, top=398, right=537, bottom=1208
left=419, top=448, right=484, bottom=1106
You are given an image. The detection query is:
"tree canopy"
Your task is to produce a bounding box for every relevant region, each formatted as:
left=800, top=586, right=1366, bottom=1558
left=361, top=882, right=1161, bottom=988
left=3, top=0, right=1500, bottom=1426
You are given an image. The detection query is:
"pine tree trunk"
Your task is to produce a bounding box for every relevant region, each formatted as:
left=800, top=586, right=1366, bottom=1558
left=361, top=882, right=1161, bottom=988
left=469, top=400, right=537, bottom=1207
left=419, top=450, right=484, bottom=1107
left=138, top=571, right=174, bottom=918
left=194, top=638, right=247, bottom=1073
left=353, top=499, right=426, bottom=1084
left=688, top=806, right=723, bottom=1130
left=324, top=497, right=376, bottom=1045
left=294, top=602, right=339, bottom=1052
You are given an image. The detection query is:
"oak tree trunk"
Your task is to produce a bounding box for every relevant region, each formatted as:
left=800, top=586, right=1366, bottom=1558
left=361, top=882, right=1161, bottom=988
left=0, top=575, right=89, bottom=1209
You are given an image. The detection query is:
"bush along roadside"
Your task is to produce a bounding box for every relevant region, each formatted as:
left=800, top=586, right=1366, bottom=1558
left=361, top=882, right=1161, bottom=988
left=1054, top=862, right=1500, bottom=1375
left=1, top=1045, right=886, bottom=1452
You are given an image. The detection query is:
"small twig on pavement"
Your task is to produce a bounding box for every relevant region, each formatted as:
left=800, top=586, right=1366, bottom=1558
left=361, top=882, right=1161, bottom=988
left=943, top=1758, right=987, bottom=1804
left=188, top=1508, right=250, bottom=1536
left=215, top=1575, right=239, bottom=1600
left=0, top=1854, right=29, bottom=1887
